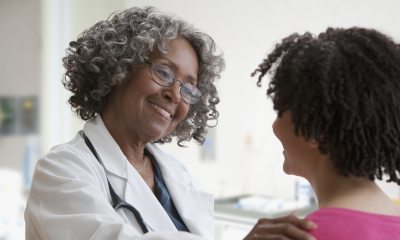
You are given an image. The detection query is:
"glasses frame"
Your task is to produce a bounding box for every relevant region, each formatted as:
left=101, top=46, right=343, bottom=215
left=145, top=61, right=201, bottom=104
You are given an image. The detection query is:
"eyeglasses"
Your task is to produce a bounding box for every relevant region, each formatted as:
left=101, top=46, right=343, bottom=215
left=146, top=62, right=202, bottom=104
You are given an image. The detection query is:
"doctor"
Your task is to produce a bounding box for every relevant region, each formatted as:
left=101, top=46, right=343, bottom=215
left=25, top=6, right=315, bottom=240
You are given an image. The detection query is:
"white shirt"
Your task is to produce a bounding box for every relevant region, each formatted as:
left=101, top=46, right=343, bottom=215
left=25, top=116, right=214, bottom=240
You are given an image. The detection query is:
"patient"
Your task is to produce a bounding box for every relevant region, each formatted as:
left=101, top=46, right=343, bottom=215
left=252, top=27, right=400, bottom=239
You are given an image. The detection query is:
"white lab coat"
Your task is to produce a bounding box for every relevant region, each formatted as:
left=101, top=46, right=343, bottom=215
left=25, top=116, right=214, bottom=240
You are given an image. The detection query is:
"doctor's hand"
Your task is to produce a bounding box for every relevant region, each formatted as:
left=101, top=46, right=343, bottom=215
left=243, top=213, right=317, bottom=240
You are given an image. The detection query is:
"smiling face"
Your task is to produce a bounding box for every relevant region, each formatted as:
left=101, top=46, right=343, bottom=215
left=272, top=111, right=321, bottom=178
left=102, top=37, right=198, bottom=143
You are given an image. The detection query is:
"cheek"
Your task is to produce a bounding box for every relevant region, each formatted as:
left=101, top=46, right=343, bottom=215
left=175, top=103, right=190, bottom=121
left=165, top=106, right=189, bottom=136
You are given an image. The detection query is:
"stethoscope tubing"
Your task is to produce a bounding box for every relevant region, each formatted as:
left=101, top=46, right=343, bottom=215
left=82, top=131, right=149, bottom=234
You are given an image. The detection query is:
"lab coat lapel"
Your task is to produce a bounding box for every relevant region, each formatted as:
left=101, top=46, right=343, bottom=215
left=83, top=116, right=128, bottom=179
left=147, top=145, right=214, bottom=240
left=84, top=116, right=177, bottom=232
left=167, top=178, right=214, bottom=239
left=124, top=164, right=178, bottom=232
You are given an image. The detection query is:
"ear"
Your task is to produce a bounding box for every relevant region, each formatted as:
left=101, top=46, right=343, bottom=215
left=307, top=139, right=319, bottom=149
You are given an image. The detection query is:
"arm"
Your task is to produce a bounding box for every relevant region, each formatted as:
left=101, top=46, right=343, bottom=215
left=244, top=213, right=316, bottom=240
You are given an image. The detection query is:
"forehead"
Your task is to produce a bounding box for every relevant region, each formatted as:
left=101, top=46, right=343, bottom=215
left=149, top=38, right=199, bottom=81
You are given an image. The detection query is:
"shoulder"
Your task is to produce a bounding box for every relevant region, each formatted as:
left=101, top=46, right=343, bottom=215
left=306, top=208, right=351, bottom=239
left=306, top=208, right=400, bottom=240
left=33, top=132, right=106, bottom=189
left=26, top=132, right=111, bottom=235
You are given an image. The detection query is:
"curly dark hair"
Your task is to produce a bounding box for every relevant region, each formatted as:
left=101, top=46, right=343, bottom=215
left=62, top=6, right=224, bottom=145
left=252, top=27, right=400, bottom=184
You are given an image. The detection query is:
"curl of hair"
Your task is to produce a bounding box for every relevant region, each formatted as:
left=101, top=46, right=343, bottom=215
left=252, top=27, right=400, bottom=184
left=62, top=6, right=225, bottom=146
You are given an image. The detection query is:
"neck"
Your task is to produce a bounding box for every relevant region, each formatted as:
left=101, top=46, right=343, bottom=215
left=100, top=112, right=147, bottom=168
left=307, top=168, right=400, bottom=216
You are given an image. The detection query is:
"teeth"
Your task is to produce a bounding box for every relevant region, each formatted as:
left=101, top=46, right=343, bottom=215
left=152, top=104, right=171, bottom=119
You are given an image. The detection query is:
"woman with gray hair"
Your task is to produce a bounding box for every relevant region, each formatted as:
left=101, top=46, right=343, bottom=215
left=25, top=6, right=314, bottom=240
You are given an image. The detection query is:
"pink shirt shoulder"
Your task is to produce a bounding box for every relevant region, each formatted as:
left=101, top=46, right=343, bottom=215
left=306, top=207, right=400, bottom=240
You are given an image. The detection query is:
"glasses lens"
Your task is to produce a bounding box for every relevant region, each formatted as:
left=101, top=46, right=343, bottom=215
left=151, top=64, right=174, bottom=86
left=149, top=62, right=201, bottom=105
left=181, top=83, right=202, bottom=104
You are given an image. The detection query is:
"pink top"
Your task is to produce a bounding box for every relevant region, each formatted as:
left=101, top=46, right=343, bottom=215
left=306, top=207, right=400, bottom=240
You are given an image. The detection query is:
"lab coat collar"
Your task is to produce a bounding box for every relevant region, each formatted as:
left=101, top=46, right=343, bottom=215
left=83, top=116, right=213, bottom=237
left=84, top=116, right=177, bottom=232
left=83, top=115, right=128, bottom=179
left=122, top=144, right=214, bottom=236
left=146, top=145, right=214, bottom=239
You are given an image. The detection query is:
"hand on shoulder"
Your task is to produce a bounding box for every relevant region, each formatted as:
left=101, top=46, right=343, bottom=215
left=244, top=213, right=316, bottom=240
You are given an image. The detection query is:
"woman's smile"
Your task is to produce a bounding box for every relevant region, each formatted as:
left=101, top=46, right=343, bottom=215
left=149, top=102, right=174, bottom=121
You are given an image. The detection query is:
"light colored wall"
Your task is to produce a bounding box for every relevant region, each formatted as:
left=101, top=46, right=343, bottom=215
left=0, top=0, right=41, bottom=172
left=124, top=0, right=400, bottom=199
left=0, top=0, right=41, bottom=96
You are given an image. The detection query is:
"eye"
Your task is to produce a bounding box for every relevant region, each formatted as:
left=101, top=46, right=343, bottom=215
left=153, top=64, right=174, bottom=83
left=182, top=83, right=201, bottom=97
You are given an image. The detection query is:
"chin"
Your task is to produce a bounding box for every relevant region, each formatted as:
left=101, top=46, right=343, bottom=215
left=282, top=160, right=294, bottom=175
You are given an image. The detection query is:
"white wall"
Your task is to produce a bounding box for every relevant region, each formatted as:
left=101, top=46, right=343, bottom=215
left=0, top=1, right=41, bottom=237
left=124, top=0, right=400, bottom=199
left=0, top=0, right=41, bottom=97
left=0, top=0, right=41, bottom=172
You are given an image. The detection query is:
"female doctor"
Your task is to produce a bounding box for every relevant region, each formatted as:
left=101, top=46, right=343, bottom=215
left=25, top=6, right=315, bottom=240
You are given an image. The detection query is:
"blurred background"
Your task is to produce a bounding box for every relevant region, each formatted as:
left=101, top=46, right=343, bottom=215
left=1, top=0, right=400, bottom=239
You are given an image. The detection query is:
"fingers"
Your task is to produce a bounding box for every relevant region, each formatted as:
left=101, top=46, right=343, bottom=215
left=252, top=234, right=291, bottom=240
left=252, top=220, right=315, bottom=240
left=244, top=226, right=291, bottom=240
left=270, top=213, right=317, bottom=231
left=244, top=215, right=317, bottom=240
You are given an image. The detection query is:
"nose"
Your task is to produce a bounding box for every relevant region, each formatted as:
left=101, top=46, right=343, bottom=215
left=163, top=80, right=182, bottom=104
left=272, top=117, right=279, bottom=137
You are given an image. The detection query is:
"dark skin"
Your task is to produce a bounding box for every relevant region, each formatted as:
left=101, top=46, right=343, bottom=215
left=101, top=38, right=196, bottom=194
left=102, top=36, right=316, bottom=239
left=244, top=213, right=316, bottom=240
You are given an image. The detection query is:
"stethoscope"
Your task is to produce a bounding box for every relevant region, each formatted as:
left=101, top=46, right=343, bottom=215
left=82, top=132, right=149, bottom=234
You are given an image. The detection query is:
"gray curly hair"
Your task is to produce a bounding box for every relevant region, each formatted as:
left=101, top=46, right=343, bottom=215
left=62, top=6, right=225, bottom=145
